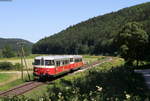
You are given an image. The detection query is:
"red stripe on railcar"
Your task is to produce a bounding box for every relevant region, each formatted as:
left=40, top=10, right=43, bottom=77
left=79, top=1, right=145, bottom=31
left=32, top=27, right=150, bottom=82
left=34, top=62, right=84, bottom=76
left=34, top=68, right=56, bottom=76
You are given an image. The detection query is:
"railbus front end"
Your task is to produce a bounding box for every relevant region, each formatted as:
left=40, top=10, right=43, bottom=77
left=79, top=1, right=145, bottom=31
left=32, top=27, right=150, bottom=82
left=33, top=55, right=84, bottom=80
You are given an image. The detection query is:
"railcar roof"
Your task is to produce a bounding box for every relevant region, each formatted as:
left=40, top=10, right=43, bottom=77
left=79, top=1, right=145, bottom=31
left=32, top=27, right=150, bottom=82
left=35, top=55, right=82, bottom=60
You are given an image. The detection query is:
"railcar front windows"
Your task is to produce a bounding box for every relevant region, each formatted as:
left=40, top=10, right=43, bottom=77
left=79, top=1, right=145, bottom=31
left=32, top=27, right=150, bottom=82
left=45, top=60, right=55, bottom=66
left=34, top=59, right=40, bottom=65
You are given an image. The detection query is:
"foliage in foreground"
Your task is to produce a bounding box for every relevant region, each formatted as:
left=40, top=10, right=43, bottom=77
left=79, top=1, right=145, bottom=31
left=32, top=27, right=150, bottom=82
left=46, top=60, right=149, bottom=101
left=0, top=62, right=23, bottom=70
left=1, top=58, right=149, bottom=101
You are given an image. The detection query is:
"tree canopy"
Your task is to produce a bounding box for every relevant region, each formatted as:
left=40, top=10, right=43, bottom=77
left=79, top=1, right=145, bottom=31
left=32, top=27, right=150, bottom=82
left=115, top=22, right=149, bottom=66
left=0, top=38, right=33, bottom=57
left=32, top=2, right=150, bottom=60
left=2, top=45, right=15, bottom=58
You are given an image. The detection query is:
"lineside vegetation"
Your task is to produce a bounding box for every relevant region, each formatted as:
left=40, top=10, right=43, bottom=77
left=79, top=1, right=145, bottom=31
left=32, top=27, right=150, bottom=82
left=4, top=57, right=148, bottom=101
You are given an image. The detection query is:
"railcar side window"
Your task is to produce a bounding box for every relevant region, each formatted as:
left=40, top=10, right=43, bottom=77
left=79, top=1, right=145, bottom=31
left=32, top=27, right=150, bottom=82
left=62, top=61, right=65, bottom=65
left=56, top=61, right=60, bottom=66
left=34, top=59, right=40, bottom=65
left=75, top=58, right=82, bottom=62
left=70, top=58, right=73, bottom=62
left=75, top=59, right=79, bottom=62
left=65, top=60, right=69, bottom=64
left=45, top=60, right=54, bottom=66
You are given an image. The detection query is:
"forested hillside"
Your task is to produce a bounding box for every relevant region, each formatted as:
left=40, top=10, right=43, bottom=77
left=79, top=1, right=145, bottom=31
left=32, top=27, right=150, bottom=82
left=32, top=2, right=150, bottom=56
left=0, top=38, right=33, bottom=54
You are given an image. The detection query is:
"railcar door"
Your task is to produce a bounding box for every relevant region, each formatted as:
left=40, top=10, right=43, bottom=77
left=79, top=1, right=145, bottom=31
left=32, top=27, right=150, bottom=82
left=55, top=61, right=61, bottom=74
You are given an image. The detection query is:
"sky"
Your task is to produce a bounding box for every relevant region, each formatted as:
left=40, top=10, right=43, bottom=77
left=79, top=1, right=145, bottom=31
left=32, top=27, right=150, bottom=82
left=0, top=0, right=149, bottom=43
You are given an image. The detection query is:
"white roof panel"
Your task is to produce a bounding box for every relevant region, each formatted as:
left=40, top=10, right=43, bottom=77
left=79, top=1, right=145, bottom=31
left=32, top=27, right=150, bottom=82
left=35, top=55, right=82, bottom=60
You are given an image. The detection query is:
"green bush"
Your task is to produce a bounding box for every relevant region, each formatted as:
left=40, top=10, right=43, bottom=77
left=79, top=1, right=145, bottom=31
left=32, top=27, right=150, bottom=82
left=2, top=45, right=16, bottom=58
left=0, top=62, right=22, bottom=70
left=13, top=63, right=23, bottom=70
left=0, top=62, right=13, bottom=70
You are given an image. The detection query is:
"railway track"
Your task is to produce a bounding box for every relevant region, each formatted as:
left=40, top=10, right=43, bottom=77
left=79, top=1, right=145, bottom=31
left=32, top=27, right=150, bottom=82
left=0, top=57, right=112, bottom=97
left=0, top=81, right=44, bottom=97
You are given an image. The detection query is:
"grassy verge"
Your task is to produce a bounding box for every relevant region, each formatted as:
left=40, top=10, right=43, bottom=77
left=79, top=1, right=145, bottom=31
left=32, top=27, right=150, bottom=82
left=0, top=73, right=12, bottom=82
left=0, top=79, right=24, bottom=91
left=0, top=54, right=41, bottom=60
left=0, top=73, right=33, bottom=91
left=83, top=55, right=103, bottom=64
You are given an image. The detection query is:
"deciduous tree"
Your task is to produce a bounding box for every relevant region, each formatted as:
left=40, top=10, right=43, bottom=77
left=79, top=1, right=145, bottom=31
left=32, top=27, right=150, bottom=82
left=2, top=45, right=15, bottom=58
left=115, top=22, right=148, bottom=66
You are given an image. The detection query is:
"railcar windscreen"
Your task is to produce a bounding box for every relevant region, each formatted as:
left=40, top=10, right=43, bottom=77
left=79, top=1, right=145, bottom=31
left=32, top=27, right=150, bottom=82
left=34, top=59, right=40, bottom=65
left=45, top=60, right=55, bottom=66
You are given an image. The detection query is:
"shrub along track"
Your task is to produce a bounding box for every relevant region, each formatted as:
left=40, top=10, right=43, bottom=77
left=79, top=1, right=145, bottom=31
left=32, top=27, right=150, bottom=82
left=0, top=57, right=112, bottom=97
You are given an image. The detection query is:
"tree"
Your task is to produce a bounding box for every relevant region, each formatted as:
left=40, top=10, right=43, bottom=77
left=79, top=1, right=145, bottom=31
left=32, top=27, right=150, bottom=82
left=23, top=46, right=32, bottom=56
left=2, top=45, right=15, bottom=58
left=115, top=22, right=149, bottom=66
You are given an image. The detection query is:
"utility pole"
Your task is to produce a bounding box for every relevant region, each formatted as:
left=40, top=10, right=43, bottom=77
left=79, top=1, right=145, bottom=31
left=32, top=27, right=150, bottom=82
left=20, top=51, right=24, bottom=80
left=17, top=42, right=24, bottom=80
left=21, top=46, right=31, bottom=81
left=17, top=42, right=31, bottom=81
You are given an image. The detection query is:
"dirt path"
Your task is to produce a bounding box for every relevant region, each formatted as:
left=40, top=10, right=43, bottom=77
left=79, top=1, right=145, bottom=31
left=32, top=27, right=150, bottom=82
left=134, top=69, right=150, bottom=89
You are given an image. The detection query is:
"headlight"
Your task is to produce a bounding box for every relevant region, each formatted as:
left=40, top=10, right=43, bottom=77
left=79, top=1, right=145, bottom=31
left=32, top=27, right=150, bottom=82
left=46, top=69, right=50, bottom=72
left=34, top=68, right=38, bottom=71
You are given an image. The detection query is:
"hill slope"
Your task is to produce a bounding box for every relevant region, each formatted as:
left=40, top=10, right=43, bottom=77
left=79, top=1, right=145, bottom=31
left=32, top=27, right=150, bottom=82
left=0, top=38, right=33, bottom=52
left=32, top=2, right=150, bottom=55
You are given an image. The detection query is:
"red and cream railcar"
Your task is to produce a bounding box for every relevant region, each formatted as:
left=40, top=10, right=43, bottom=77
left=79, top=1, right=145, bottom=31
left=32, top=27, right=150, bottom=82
left=33, top=55, right=83, bottom=79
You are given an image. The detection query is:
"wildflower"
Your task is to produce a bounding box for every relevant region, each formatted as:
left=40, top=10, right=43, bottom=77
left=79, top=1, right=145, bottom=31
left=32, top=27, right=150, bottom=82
left=65, top=86, right=69, bottom=90
left=58, top=92, right=62, bottom=98
left=89, top=91, right=93, bottom=96
left=96, top=86, right=103, bottom=92
left=126, top=94, right=131, bottom=99
left=58, top=92, right=62, bottom=96
left=72, top=90, right=76, bottom=94
left=39, top=97, right=44, bottom=101
left=91, top=98, right=96, bottom=101
left=106, top=98, right=109, bottom=101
